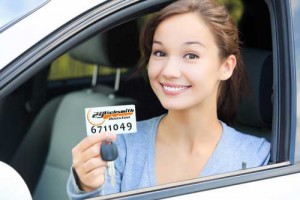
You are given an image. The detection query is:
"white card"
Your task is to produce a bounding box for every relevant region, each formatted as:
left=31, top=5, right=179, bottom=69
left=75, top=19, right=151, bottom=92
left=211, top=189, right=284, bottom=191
left=85, top=105, right=137, bottom=136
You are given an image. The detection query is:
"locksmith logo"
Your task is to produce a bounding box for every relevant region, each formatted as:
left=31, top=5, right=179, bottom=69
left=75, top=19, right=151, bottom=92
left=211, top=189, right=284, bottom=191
left=86, top=107, right=134, bottom=126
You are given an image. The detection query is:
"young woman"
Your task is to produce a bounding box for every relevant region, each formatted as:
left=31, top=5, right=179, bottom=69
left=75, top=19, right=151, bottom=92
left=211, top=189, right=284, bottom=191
left=67, top=0, right=270, bottom=198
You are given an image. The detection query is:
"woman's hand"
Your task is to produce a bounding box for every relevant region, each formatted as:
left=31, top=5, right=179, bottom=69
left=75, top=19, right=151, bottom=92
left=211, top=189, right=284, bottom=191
left=72, top=133, right=117, bottom=192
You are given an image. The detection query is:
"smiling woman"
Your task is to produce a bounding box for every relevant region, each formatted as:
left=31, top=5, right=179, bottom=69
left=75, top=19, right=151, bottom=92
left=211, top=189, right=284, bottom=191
left=67, top=0, right=270, bottom=199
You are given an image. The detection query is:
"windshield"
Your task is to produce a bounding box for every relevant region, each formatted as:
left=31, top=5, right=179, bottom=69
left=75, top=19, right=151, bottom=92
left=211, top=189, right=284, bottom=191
left=0, top=0, right=49, bottom=32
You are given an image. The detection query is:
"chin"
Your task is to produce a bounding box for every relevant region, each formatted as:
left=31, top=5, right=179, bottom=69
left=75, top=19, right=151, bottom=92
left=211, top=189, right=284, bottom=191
left=160, top=101, right=190, bottom=111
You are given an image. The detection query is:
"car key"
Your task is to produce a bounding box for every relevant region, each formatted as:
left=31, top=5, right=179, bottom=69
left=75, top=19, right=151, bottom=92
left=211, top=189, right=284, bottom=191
left=101, top=140, right=118, bottom=161
left=100, top=140, right=118, bottom=187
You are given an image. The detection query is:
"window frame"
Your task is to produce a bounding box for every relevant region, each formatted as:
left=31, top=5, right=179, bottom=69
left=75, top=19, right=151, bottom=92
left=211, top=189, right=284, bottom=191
left=290, top=0, right=300, bottom=163
left=268, top=0, right=296, bottom=163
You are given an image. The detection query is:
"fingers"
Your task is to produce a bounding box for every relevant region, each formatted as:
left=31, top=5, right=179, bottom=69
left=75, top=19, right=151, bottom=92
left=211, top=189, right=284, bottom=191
left=80, top=144, right=101, bottom=163
left=71, top=132, right=117, bottom=191
left=82, top=157, right=106, bottom=174
left=74, top=132, right=117, bottom=153
left=81, top=168, right=106, bottom=191
left=72, top=132, right=116, bottom=165
left=77, top=164, right=107, bottom=192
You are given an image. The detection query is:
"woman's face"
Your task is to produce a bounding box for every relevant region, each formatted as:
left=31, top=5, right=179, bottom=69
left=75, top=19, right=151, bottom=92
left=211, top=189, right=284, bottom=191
left=148, top=12, right=235, bottom=111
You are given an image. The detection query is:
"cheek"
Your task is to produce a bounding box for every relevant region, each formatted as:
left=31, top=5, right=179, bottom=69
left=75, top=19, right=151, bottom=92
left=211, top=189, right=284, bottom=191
left=147, top=58, right=161, bottom=80
left=186, top=63, right=220, bottom=84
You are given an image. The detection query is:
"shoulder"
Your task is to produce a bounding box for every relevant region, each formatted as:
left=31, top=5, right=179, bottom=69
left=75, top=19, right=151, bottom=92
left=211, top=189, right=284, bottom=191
left=221, top=122, right=271, bottom=168
left=137, top=115, right=163, bottom=132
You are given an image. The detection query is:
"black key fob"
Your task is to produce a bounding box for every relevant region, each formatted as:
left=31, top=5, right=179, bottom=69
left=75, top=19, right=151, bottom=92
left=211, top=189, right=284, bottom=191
left=100, top=141, right=119, bottom=161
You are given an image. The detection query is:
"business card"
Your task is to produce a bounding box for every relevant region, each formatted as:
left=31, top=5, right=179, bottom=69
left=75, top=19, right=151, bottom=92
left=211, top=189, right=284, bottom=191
left=85, top=105, right=137, bottom=136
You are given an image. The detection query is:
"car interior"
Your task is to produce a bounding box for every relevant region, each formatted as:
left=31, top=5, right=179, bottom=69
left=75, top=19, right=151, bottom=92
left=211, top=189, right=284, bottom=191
left=0, top=0, right=274, bottom=199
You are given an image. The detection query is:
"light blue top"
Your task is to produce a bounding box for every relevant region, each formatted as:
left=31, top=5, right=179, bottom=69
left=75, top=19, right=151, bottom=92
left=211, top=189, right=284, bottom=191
left=67, top=115, right=270, bottom=199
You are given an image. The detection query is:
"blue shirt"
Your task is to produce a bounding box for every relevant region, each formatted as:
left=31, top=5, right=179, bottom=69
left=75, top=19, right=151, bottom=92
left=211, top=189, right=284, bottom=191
left=67, top=115, right=270, bottom=199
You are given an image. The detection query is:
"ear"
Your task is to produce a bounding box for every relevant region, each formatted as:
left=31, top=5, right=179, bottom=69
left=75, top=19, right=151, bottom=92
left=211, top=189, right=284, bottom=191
left=219, top=55, right=236, bottom=81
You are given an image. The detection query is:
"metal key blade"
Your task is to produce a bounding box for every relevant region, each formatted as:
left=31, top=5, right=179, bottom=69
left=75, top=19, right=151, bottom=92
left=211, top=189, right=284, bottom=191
left=108, top=161, right=116, bottom=187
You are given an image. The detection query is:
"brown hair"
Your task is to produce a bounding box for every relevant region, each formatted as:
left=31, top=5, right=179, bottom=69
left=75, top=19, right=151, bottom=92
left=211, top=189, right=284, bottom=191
left=138, top=0, right=248, bottom=124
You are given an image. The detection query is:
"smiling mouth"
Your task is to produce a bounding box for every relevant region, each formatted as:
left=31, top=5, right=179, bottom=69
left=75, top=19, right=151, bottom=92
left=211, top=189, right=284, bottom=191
left=163, top=85, right=188, bottom=92
left=161, top=84, right=191, bottom=93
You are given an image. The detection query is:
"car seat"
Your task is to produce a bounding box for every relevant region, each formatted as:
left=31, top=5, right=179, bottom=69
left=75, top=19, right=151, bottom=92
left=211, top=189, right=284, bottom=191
left=10, top=20, right=140, bottom=200
left=235, top=48, right=273, bottom=141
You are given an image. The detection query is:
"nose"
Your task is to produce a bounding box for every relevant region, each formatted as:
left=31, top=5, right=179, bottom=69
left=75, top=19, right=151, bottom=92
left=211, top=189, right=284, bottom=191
left=161, top=56, right=181, bottom=78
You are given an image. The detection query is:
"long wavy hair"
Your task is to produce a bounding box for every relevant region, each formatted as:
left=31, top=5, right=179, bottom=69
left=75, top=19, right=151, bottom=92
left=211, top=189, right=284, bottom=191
left=138, top=0, right=248, bottom=124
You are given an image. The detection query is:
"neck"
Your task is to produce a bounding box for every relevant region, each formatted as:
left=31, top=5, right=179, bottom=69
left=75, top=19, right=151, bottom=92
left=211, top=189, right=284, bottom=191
left=158, top=107, right=222, bottom=153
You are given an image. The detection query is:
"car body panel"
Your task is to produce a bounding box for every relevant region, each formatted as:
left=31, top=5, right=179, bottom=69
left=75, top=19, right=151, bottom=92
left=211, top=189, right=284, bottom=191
left=291, top=0, right=300, bottom=163
left=0, top=162, right=32, bottom=200
left=0, top=0, right=107, bottom=69
left=169, top=172, right=300, bottom=200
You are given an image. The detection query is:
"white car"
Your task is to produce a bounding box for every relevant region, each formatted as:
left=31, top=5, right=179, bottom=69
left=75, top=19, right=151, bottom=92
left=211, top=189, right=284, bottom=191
left=0, top=0, right=299, bottom=199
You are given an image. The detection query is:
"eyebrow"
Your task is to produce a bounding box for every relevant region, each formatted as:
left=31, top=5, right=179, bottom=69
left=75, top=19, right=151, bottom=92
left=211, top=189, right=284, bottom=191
left=184, top=41, right=206, bottom=48
left=152, top=40, right=206, bottom=48
left=153, top=40, right=163, bottom=45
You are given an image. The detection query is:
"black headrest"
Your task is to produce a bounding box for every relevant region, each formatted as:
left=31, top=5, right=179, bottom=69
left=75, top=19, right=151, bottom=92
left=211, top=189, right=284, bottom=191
left=69, top=20, right=140, bottom=69
left=236, top=48, right=273, bottom=128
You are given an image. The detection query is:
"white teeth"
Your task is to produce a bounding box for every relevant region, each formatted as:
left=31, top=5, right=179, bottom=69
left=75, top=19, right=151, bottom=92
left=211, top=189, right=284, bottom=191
left=163, top=85, right=187, bottom=92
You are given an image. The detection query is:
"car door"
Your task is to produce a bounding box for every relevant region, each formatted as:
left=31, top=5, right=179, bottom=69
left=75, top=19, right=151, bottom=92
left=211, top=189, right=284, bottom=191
left=0, top=0, right=299, bottom=199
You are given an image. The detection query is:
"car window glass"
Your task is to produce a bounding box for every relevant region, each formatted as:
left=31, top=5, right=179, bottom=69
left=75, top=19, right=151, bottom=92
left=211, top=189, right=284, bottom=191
left=48, top=54, right=125, bottom=81
left=219, top=0, right=244, bottom=22
left=0, top=0, right=49, bottom=32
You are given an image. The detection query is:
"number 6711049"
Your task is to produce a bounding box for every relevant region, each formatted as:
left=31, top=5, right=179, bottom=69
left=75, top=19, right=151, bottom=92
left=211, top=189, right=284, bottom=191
left=90, top=122, right=132, bottom=134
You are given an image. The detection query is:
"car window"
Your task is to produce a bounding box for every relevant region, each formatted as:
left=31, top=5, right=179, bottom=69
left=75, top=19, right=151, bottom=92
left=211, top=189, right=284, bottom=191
left=48, top=54, right=128, bottom=80
left=52, top=1, right=275, bottom=198
left=0, top=0, right=49, bottom=32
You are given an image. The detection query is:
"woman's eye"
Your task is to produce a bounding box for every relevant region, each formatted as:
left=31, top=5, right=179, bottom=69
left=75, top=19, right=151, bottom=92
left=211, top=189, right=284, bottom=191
left=153, top=51, right=166, bottom=57
left=184, top=53, right=199, bottom=59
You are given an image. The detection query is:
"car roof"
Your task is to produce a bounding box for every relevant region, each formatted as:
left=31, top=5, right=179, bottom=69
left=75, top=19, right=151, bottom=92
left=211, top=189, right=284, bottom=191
left=0, top=0, right=108, bottom=70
